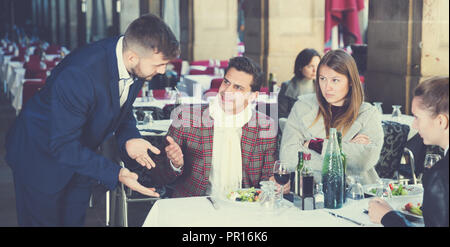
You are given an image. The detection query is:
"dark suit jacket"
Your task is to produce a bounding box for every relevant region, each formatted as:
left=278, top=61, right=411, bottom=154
left=5, top=36, right=143, bottom=193
left=146, top=104, right=278, bottom=198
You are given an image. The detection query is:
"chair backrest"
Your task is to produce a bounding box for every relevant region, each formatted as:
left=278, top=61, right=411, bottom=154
left=189, top=67, right=215, bottom=75
left=170, top=59, right=182, bottom=76
left=23, top=80, right=45, bottom=105
left=375, top=120, right=410, bottom=179
left=260, top=87, right=269, bottom=94
left=190, top=60, right=209, bottom=66
left=210, top=78, right=223, bottom=89
left=25, top=68, right=48, bottom=80
left=152, top=89, right=168, bottom=99
left=46, top=44, right=61, bottom=54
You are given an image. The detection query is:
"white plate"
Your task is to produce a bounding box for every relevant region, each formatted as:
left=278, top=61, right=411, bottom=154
left=364, top=184, right=423, bottom=197
left=397, top=204, right=423, bottom=220
left=225, top=188, right=262, bottom=205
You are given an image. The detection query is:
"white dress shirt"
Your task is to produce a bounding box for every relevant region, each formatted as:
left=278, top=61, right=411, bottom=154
left=116, top=36, right=135, bottom=107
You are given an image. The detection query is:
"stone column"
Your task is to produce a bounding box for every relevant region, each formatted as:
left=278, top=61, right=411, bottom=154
left=119, top=0, right=140, bottom=34
left=365, top=0, right=448, bottom=114
left=192, top=0, right=238, bottom=61
left=267, top=0, right=325, bottom=84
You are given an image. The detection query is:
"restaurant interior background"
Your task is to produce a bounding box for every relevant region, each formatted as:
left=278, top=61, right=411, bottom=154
left=0, top=0, right=448, bottom=227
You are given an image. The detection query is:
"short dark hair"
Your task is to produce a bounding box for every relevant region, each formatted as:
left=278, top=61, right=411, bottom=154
left=123, top=14, right=180, bottom=60
left=294, top=48, right=320, bottom=79
left=414, top=76, right=449, bottom=116
left=225, top=56, right=264, bottom=92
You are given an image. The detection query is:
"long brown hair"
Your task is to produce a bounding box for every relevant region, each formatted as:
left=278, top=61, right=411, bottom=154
left=311, top=49, right=364, bottom=137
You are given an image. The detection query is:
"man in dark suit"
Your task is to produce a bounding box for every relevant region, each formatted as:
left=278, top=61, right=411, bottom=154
left=5, top=14, right=180, bottom=226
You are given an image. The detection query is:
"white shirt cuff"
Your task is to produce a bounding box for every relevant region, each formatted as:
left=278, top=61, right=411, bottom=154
left=170, top=160, right=183, bottom=173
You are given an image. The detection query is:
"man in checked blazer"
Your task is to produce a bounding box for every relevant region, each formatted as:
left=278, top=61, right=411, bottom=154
left=145, top=56, right=287, bottom=198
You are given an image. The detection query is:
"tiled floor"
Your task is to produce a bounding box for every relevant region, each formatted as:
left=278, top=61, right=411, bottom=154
left=0, top=90, right=153, bottom=227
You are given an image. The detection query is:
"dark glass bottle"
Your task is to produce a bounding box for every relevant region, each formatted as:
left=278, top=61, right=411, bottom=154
left=322, top=128, right=344, bottom=209
left=295, top=151, right=304, bottom=196
left=268, top=73, right=274, bottom=92
left=301, top=153, right=314, bottom=197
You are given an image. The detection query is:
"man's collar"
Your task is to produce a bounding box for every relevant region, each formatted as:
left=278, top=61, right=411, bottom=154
left=116, top=36, right=132, bottom=80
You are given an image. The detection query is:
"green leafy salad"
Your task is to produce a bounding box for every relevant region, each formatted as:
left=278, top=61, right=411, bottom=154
left=227, top=187, right=262, bottom=202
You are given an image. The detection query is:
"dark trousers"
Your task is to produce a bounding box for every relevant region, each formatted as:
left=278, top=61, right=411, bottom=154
left=13, top=172, right=94, bottom=226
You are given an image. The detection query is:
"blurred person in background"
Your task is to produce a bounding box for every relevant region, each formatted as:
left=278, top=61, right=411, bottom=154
left=278, top=48, right=321, bottom=119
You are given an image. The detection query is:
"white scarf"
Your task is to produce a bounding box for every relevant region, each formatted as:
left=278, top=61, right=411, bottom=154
left=208, top=95, right=253, bottom=197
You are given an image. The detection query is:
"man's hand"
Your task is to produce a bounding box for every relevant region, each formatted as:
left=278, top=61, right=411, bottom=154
left=118, top=167, right=160, bottom=197
left=165, top=136, right=184, bottom=168
left=269, top=176, right=291, bottom=194
left=350, top=134, right=371, bottom=145
left=125, top=138, right=160, bottom=169
left=368, top=197, right=393, bottom=224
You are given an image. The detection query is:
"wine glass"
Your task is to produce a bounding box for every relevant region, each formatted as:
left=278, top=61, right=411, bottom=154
left=424, top=154, right=441, bottom=169
left=273, top=160, right=291, bottom=205
left=391, top=105, right=402, bottom=119
left=143, top=110, right=154, bottom=125
left=346, top=175, right=364, bottom=201
left=373, top=102, right=383, bottom=114
left=148, top=89, right=154, bottom=102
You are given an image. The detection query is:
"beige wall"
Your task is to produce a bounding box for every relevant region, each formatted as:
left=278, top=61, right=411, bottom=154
left=120, top=0, right=140, bottom=34
left=192, top=0, right=238, bottom=61
left=421, top=0, right=449, bottom=78
left=267, top=0, right=324, bottom=84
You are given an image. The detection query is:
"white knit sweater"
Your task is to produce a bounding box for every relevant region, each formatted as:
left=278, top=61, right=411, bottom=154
left=280, top=93, right=384, bottom=185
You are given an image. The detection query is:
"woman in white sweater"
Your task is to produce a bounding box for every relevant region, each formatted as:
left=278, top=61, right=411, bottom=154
left=280, top=49, right=383, bottom=185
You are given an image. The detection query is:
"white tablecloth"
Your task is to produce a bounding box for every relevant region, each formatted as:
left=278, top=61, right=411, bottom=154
left=142, top=195, right=390, bottom=227
left=137, top=119, right=172, bottom=136
left=133, top=96, right=208, bottom=108
left=182, top=74, right=222, bottom=96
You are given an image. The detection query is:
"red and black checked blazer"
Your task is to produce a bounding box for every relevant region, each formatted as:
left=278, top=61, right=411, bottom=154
left=155, top=104, right=278, bottom=198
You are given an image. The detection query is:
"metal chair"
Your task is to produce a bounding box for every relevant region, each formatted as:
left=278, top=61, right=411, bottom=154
left=113, top=161, right=160, bottom=227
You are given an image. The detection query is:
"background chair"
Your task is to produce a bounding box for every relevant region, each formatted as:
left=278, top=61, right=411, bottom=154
left=22, top=79, right=45, bottom=105
left=188, top=67, right=215, bottom=75
left=375, top=120, right=410, bottom=181
left=210, top=78, right=223, bottom=89
left=99, top=136, right=162, bottom=227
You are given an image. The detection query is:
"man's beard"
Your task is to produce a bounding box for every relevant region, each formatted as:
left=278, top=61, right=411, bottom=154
left=130, top=67, right=154, bottom=81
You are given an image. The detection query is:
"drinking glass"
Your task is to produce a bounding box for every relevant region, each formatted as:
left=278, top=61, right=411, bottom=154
left=424, top=154, right=441, bottom=169
left=373, top=102, right=383, bottom=114
left=148, top=89, right=154, bottom=101
left=273, top=160, right=291, bottom=205
left=143, top=110, right=154, bottom=125
left=133, top=109, right=144, bottom=125
left=391, top=105, right=402, bottom=118
left=346, top=176, right=364, bottom=200
left=375, top=179, right=392, bottom=198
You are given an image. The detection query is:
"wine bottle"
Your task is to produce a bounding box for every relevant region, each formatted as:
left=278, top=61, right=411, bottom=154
left=295, top=151, right=304, bottom=196
left=268, top=73, right=274, bottom=92
left=301, top=153, right=314, bottom=198
left=322, top=128, right=344, bottom=209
